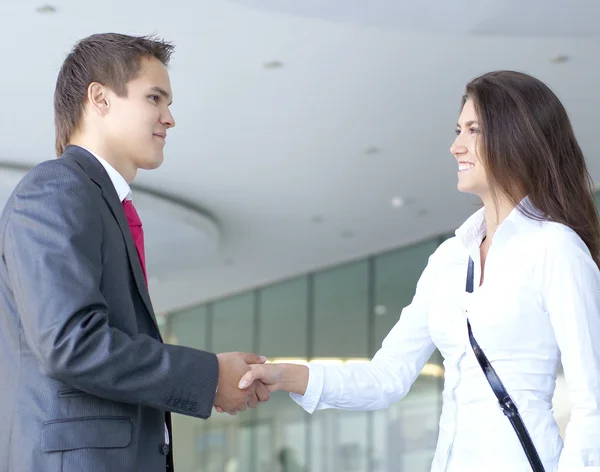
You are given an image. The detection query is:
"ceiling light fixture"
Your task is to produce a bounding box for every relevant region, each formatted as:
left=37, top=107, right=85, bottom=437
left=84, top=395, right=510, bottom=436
left=35, top=4, right=57, bottom=13
left=391, top=197, right=404, bottom=208
left=374, top=305, right=387, bottom=316
left=550, top=54, right=570, bottom=64
left=263, top=60, right=283, bottom=69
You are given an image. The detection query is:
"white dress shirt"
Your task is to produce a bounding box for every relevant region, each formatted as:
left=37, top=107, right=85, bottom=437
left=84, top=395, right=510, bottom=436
left=83, top=147, right=131, bottom=202
left=292, top=200, right=600, bottom=472
left=83, top=147, right=170, bottom=447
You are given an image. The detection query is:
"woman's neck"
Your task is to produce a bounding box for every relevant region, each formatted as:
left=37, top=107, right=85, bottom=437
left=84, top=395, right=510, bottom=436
left=481, top=192, right=517, bottom=243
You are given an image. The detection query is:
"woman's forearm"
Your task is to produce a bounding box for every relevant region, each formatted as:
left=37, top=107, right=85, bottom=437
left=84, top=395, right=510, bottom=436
left=278, top=363, right=309, bottom=395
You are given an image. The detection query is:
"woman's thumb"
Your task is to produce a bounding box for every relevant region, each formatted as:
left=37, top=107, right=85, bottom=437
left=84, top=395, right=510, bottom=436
left=238, top=371, right=255, bottom=389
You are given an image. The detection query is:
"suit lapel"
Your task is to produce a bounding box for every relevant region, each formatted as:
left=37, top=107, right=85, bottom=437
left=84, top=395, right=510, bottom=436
left=65, top=146, right=161, bottom=336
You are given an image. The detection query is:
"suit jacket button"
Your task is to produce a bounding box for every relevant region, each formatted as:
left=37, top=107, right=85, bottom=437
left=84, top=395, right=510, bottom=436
left=161, top=444, right=170, bottom=456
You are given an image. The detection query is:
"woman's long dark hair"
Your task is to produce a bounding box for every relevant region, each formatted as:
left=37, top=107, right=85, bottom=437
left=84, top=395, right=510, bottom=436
left=464, top=70, right=600, bottom=269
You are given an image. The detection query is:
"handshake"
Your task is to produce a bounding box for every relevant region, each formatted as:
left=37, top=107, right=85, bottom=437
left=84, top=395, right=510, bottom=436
left=213, top=352, right=308, bottom=415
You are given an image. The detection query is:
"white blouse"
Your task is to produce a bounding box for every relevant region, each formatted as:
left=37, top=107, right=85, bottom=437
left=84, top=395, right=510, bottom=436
left=291, top=202, right=600, bottom=472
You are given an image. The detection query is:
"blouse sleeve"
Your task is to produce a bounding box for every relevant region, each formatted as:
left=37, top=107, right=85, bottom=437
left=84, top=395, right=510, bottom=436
left=290, top=244, right=444, bottom=413
left=543, top=228, right=600, bottom=471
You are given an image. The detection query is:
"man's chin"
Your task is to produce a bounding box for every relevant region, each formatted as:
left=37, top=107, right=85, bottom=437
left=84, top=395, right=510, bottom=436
left=139, top=155, right=164, bottom=171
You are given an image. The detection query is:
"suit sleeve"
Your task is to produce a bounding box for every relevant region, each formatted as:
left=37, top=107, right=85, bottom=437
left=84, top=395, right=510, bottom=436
left=2, top=162, right=218, bottom=419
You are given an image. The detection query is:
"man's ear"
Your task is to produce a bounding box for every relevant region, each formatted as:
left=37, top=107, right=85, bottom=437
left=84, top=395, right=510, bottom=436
left=87, top=82, right=110, bottom=116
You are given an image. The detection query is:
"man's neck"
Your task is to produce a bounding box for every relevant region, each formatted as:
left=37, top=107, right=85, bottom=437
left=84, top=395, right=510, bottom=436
left=69, top=137, right=136, bottom=183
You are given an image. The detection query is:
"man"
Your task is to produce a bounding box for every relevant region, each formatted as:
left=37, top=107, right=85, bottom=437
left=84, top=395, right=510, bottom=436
left=0, top=33, right=268, bottom=472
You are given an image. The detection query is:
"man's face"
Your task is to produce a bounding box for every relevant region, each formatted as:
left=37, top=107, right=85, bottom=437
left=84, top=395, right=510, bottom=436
left=103, top=56, right=175, bottom=175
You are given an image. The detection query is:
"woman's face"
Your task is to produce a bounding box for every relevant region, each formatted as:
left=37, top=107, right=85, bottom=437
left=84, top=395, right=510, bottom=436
left=450, top=99, right=489, bottom=197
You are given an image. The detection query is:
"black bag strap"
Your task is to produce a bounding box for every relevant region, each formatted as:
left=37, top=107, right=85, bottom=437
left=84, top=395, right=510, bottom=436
left=466, top=257, right=546, bottom=472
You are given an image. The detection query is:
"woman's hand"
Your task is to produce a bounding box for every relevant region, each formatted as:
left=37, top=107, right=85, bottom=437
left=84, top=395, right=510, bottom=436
left=214, top=364, right=283, bottom=414
left=238, top=363, right=285, bottom=392
left=214, top=362, right=309, bottom=413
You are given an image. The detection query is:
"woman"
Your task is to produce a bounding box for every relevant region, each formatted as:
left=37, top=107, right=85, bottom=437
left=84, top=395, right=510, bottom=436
left=238, top=71, right=600, bottom=471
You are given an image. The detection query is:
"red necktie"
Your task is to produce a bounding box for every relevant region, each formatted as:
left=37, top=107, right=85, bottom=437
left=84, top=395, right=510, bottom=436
left=122, top=199, right=147, bottom=284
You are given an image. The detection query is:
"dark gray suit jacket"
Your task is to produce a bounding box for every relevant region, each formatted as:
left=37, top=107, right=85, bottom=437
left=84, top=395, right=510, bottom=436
left=0, top=146, right=219, bottom=472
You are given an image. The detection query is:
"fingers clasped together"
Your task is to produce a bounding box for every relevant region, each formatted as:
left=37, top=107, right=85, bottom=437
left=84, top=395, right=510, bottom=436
left=213, top=352, right=282, bottom=415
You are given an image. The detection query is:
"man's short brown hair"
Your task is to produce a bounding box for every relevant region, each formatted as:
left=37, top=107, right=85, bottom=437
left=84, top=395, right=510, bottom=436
left=53, top=33, right=174, bottom=156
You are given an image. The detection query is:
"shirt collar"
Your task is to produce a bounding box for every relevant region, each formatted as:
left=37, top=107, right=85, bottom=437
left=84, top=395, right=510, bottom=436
left=82, top=147, right=132, bottom=202
left=455, top=196, right=543, bottom=249
left=455, top=206, right=487, bottom=249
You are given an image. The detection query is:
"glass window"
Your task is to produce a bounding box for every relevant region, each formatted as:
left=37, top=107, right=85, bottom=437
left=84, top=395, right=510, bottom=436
left=169, top=304, right=209, bottom=350
left=168, top=237, right=447, bottom=472
left=212, top=293, right=255, bottom=354
left=313, top=260, right=369, bottom=358
left=373, top=239, right=440, bottom=352
left=256, top=276, right=310, bottom=470
left=371, top=238, right=443, bottom=471
left=259, top=276, right=308, bottom=358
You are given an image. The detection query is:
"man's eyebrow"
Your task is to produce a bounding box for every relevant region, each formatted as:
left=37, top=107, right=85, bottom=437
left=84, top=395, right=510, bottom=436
left=150, top=86, right=172, bottom=104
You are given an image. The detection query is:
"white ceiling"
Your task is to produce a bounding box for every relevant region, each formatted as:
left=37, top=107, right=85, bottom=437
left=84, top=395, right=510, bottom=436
left=2, top=1, right=600, bottom=314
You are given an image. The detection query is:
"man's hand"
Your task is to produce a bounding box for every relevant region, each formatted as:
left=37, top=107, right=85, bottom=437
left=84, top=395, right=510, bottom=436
left=213, top=352, right=270, bottom=415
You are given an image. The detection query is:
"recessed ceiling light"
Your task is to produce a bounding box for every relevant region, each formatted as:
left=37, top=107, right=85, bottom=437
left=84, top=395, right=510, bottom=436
left=263, top=60, right=283, bottom=69
left=365, top=146, right=381, bottom=155
left=374, top=305, right=387, bottom=316
left=550, top=55, right=569, bottom=64
left=35, top=4, right=57, bottom=13
left=391, top=197, right=404, bottom=208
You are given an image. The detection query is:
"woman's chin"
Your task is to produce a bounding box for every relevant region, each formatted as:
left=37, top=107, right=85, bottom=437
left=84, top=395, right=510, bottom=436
left=457, top=181, right=483, bottom=197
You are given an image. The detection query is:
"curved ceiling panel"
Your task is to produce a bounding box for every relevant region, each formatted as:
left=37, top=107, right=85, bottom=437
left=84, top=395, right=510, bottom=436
left=0, top=164, right=221, bottom=285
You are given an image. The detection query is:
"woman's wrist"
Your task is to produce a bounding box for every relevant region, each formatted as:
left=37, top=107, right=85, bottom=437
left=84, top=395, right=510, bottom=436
left=279, top=363, right=309, bottom=395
